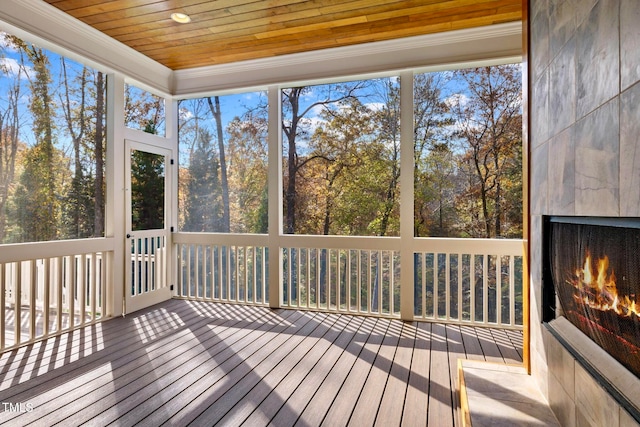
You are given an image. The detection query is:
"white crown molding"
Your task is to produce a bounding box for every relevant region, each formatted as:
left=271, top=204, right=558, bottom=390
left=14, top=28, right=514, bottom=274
left=0, top=0, right=173, bottom=95
left=173, top=21, right=522, bottom=96
left=0, top=0, right=521, bottom=98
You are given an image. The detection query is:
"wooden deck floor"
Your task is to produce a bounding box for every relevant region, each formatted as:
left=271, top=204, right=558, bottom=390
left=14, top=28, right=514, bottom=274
left=0, top=299, right=523, bottom=426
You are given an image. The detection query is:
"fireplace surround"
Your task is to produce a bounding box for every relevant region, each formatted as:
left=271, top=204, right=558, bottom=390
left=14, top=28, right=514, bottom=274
left=543, top=216, right=640, bottom=421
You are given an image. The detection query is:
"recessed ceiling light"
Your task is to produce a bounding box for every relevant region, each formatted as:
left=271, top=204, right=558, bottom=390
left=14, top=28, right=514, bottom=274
left=171, top=13, right=191, bottom=24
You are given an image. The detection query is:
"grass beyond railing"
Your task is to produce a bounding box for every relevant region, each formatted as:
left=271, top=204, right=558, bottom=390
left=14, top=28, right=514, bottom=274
left=0, top=238, right=113, bottom=351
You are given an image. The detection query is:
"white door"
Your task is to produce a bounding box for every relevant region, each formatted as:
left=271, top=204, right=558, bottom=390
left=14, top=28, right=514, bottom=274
left=124, top=140, right=172, bottom=314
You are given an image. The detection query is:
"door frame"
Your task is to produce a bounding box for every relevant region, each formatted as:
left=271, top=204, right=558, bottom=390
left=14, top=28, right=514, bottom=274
left=123, top=139, right=173, bottom=314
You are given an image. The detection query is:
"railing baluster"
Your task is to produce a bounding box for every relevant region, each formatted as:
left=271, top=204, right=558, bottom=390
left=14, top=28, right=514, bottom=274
left=29, top=260, right=36, bottom=341
left=377, top=251, right=382, bottom=315
left=497, top=255, right=503, bottom=326
left=79, top=254, right=86, bottom=326
left=186, top=243, right=192, bottom=298
left=509, top=255, right=515, bottom=327
left=235, top=246, right=240, bottom=302
left=43, top=259, right=50, bottom=337
left=295, top=247, right=301, bottom=308
left=211, top=245, right=215, bottom=299
left=195, top=243, right=200, bottom=299
left=389, top=251, right=394, bottom=316
left=0, top=263, right=5, bottom=350
left=90, top=253, right=97, bottom=322
left=315, top=249, right=320, bottom=309
left=458, top=253, right=463, bottom=322
left=482, top=254, right=488, bottom=326
left=357, top=250, right=362, bottom=313
left=306, top=248, right=311, bottom=308
left=336, top=249, right=341, bottom=311
left=243, top=246, right=248, bottom=302
left=69, top=255, right=76, bottom=330
left=14, top=263, right=20, bottom=344
left=56, top=256, right=63, bottom=332
left=470, top=254, right=476, bottom=323
left=432, top=253, right=438, bottom=319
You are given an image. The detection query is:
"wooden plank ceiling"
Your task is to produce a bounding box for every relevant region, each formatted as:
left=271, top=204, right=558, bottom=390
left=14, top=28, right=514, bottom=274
left=43, top=0, right=522, bottom=71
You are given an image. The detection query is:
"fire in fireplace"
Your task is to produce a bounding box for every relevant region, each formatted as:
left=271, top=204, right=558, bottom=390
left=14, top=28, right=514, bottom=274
left=545, top=217, right=640, bottom=379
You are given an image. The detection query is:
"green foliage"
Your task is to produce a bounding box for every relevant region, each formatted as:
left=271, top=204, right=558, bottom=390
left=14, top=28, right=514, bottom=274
left=0, top=35, right=106, bottom=243
left=130, top=150, right=165, bottom=231
left=13, top=142, right=67, bottom=242
left=183, top=129, right=221, bottom=232
left=178, top=94, right=269, bottom=234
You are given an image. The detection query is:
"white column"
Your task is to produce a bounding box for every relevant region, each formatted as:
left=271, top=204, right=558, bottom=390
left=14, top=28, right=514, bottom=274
left=267, top=85, right=283, bottom=308
left=400, top=71, right=415, bottom=321
left=106, top=73, right=126, bottom=317
left=166, top=98, right=179, bottom=296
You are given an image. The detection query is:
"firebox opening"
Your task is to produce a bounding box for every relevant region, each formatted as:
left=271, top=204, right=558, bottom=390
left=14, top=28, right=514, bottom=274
left=543, top=216, right=640, bottom=380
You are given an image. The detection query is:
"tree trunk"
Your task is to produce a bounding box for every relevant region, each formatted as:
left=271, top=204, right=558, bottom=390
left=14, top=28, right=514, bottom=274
left=208, top=96, right=230, bottom=232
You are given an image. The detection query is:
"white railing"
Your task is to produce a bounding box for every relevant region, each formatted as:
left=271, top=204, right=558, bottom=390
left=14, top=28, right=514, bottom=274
left=174, top=233, right=269, bottom=306
left=0, top=238, right=114, bottom=351
left=173, top=233, right=524, bottom=329
left=412, top=238, right=524, bottom=329
left=281, top=235, right=401, bottom=318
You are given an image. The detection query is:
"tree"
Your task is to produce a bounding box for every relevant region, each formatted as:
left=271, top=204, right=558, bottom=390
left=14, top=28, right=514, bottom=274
left=93, top=71, right=106, bottom=237
left=207, top=96, right=230, bottom=232
left=0, top=38, right=23, bottom=242
left=60, top=59, right=93, bottom=238
left=130, top=148, right=165, bottom=231
left=413, top=72, right=457, bottom=237
left=370, top=78, right=401, bottom=237
left=183, top=129, right=220, bottom=232
left=451, top=65, right=522, bottom=238
left=125, top=84, right=164, bottom=133
left=9, top=39, right=61, bottom=242
left=281, top=82, right=364, bottom=234
left=226, top=110, right=268, bottom=233
left=305, top=96, right=372, bottom=235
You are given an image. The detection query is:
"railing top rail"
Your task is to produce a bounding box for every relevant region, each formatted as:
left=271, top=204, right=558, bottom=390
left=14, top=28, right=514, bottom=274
left=173, top=232, right=524, bottom=255
left=0, top=237, right=115, bottom=263
left=279, top=234, right=401, bottom=251
left=173, top=232, right=269, bottom=246
left=413, top=237, right=524, bottom=255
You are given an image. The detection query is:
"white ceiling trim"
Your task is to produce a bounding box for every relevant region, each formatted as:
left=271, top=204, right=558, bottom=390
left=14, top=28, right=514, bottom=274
left=0, top=0, right=521, bottom=98
left=173, top=21, right=522, bottom=96
left=0, top=0, right=173, bottom=95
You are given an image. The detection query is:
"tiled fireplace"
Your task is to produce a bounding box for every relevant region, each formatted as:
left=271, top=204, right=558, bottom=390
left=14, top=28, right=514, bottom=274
left=529, top=1, right=640, bottom=426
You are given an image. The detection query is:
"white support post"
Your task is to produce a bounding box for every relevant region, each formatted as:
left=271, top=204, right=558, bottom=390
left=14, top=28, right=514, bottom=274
left=167, top=98, right=179, bottom=298
left=399, top=71, right=415, bottom=321
left=268, top=85, right=283, bottom=309
left=106, top=73, right=126, bottom=317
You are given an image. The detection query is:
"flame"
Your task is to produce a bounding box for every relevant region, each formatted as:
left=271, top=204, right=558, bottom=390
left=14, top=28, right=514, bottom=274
left=569, top=253, right=639, bottom=317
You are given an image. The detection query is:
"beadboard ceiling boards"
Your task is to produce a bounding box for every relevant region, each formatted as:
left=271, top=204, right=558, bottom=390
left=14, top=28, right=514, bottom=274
left=43, top=0, right=522, bottom=71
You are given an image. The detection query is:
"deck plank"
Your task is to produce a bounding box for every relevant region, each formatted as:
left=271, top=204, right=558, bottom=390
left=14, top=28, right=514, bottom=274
left=0, top=300, right=524, bottom=427
left=401, top=322, right=431, bottom=426
left=191, top=312, right=343, bottom=426
left=347, top=318, right=402, bottom=425
left=239, top=315, right=367, bottom=426
left=427, top=322, right=454, bottom=427
left=313, top=318, right=390, bottom=427
left=375, top=322, right=416, bottom=426
left=121, top=309, right=313, bottom=426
